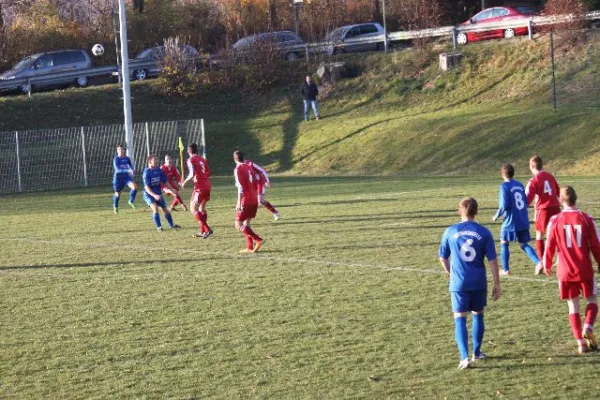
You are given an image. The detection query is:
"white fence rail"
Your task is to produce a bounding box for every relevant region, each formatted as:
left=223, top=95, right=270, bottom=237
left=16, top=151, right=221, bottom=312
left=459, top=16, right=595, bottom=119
left=0, top=119, right=205, bottom=194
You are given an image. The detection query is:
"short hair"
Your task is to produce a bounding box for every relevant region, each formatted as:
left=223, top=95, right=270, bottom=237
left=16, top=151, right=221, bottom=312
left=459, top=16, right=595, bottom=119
left=234, top=150, right=244, bottom=162
left=500, top=163, right=515, bottom=178
left=188, top=143, right=198, bottom=154
left=164, top=154, right=172, bottom=160
left=147, top=155, right=157, bottom=164
left=560, top=186, right=577, bottom=206
left=117, top=144, right=125, bottom=149
left=459, top=197, right=478, bottom=218
left=529, top=155, right=543, bottom=170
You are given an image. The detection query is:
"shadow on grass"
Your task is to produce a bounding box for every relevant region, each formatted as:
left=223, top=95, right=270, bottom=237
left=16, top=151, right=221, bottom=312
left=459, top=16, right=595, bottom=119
left=0, top=258, right=201, bottom=270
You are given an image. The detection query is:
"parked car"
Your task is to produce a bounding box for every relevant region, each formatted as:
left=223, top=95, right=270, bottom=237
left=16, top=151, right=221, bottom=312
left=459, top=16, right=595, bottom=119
left=230, top=31, right=305, bottom=61
left=0, top=49, right=92, bottom=93
left=457, top=7, right=534, bottom=45
left=129, top=45, right=200, bottom=80
left=325, top=22, right=387, bottom=55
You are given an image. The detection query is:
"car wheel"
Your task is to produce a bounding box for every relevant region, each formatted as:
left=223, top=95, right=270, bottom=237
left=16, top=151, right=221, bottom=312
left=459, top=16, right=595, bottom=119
left=504, top=28, right=516, bottom=39
left=134, top=69, right=147, bottom=81
left=285, top=52, right=299, bottom=61
left=456, top=32, right=468, bottom=45
left=76, top=76, right=88, bottom=88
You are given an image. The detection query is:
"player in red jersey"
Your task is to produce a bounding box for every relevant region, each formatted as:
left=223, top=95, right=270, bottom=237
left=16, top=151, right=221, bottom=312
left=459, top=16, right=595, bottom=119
left=182, top=143, right=213, bottom=238
left=234, top=151, right=264, bottom=253
left=244, top=160, right=280, bottom=220
left=161, top=155, right=187, bottom=212
left=544, top=186, right=600, bottom=354
left=526, top=155, right=560, bottom=269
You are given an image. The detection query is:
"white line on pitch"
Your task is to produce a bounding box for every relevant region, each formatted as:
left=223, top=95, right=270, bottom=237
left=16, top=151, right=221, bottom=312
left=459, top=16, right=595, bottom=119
left=3, top=237, right=555, bottom=285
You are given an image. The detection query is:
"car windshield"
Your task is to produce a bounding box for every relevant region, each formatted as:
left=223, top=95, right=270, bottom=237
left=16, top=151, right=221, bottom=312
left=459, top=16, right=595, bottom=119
left=13, top=55, right=39, bottom=70
left=232, top=36, right=255, bottom=49
left=325, top=27, right=346, bottom=41
left=516, top=6, right=535, bottom=15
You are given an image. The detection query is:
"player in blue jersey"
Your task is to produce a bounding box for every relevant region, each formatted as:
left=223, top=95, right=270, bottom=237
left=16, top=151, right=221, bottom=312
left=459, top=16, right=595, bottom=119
left=439, top=197, right=501, bottom=370
left=112, top=144, right=138, bottom=214
left=492, top=164, right=543, bottom=276
left=142, top=155, right=180, bottom=231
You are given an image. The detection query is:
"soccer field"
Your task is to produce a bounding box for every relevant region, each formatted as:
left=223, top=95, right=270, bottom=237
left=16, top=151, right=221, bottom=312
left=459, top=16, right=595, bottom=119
left=2, top=175, right=600, bottom=399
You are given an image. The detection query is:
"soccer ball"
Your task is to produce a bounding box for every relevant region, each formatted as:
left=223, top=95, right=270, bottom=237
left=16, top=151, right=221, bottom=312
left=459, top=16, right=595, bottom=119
left=91, top=44, right=105, bottom=57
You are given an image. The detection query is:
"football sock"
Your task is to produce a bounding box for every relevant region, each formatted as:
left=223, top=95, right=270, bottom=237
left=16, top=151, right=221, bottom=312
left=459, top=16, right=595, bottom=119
left=246, top=236, right=254, bottom=250
left=194, top=211, right=202, bottom=223
left=569, top=313, right=583, bottom=340
left=152, top=212, right=161, bottom=229
left=472, top=313, right=485, bottom=357
left=201, top=212, right=210, bottom=232
left=175, top=194, right=184, bottom=206
left=500, top=243, right=510, bottom=272
left=113, top=194, right=120, bottom=208
left=535, top=239, right=545, bottom=260
left=129, top=189, right=137, bottom=203
left=520, top=243, right=540, bottom=264
left=171, top=198, right=179, bottom=209
left=165, top=212, right=174, bottom=227
left=454, top=316, right=469, bottom=361
left=195, top=212, right=208, bottom=232
left=262, top=201, right=278, bottom=214
left=585, top=303, right=598, bottom=327
left=241, top=225, right=262, bottom=242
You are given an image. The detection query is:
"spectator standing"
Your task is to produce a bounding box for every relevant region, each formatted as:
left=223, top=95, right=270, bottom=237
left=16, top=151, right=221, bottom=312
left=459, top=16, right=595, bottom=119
left=301, top=75, right=320, bottom=121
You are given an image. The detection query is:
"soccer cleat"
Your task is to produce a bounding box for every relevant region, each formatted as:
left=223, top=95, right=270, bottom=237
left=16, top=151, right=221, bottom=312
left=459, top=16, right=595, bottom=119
left=182, top=205, right=189, bottom=212
left=471, top=352, right=488, bottom=362
left=157, top=227, right=163, bottom=232
left=458, top=359, right=471, bottom=370
left=273, top=213, right=280, bottom=221
left=128, top=201, right=137, bottom=210
left=578, top=344, right=590, bottom=354
left=113, top=207, right=119, bottom=214
left=534, top=262, right=544, bottom=275
left=169, top=224, right=181, bottom=229
left=500, top=270, right=511, bottom=276
left=203, top=228, right=214, bottom=239
left=168, top=206, right=176, bottom=212
left=252, top=239, right=264, bottom=253
left=239, top=248, right=253, bottom=254
left=583, top=331, right=598, bottom=351
left=192, top=232, right=205, bottom=238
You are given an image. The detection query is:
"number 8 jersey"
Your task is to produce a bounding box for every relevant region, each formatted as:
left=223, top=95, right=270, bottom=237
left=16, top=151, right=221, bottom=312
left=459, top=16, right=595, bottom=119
left=494, top=179, right=530, bottom=232
left=439, top=221, right=497, bottom=292
left=545, top=208, right=600, bottom=282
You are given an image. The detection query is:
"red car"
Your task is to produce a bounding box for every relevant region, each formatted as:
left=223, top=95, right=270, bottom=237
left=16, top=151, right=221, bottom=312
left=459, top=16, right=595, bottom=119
left=457, top=7, right=534, bottom=45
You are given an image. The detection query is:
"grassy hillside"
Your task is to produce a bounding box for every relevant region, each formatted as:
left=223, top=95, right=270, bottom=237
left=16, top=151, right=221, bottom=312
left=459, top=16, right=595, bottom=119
left=1, top=32, right=600, bottom=176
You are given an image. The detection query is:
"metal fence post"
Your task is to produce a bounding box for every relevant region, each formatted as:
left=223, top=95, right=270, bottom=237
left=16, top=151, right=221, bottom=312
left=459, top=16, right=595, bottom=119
left=80, top=127, right=88, bottom=187
left=550, top=32, right=557, bottom=111
left=528, top=19, right=533, bottom=40
left=452, top=27, right=458, bottom=50
left=305, top=45, right=309, bottom=64
left=145, top=122, right=151, bottom=157
left=201, top=119, right=207, bottom=160
left=15, top=131, right=22, bottom=192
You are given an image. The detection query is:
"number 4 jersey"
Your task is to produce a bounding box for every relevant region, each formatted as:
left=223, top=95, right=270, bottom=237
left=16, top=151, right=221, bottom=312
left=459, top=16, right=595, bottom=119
left=526, top=171, right=560, bottom=210
left=493, top=179, right=530, bottom=232
left=545, top=208, right=600, bottom=282
left=439, top=221, right=497, bottom=292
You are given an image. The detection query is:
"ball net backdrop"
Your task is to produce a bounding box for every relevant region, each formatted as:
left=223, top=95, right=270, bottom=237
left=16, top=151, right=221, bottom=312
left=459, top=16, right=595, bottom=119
left=0, top=119, right=205, bottom=194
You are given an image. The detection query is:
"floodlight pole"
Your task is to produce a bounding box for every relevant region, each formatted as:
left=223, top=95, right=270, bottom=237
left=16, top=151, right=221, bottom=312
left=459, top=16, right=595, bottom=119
left=118, top=0, right=135, bottom=161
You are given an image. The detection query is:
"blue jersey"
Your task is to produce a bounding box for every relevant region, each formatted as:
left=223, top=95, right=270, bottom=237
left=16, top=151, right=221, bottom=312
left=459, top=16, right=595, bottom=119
left=493, top=179, right=530, bottom=232
left=113, top=156, right=134, bottom=179
left=143, top=167, right=168, bottom=196
left=439, top=221, right=497, bottom=292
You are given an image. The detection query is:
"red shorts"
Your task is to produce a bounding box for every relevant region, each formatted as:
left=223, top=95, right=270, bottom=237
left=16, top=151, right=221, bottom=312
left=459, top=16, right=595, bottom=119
left=192, top=187, right=211, bottom=203
left=256, top=184, right=266, bottom=196
left=535, top=207, right=560, bottom=232
left=559, top=279, right=598, bottom=300
left=236, top=204, right=258, bottom=222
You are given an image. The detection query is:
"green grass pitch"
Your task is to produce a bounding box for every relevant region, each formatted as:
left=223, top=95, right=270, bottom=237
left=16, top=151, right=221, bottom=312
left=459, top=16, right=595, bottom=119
left=2, top=176, right=600, bottom=399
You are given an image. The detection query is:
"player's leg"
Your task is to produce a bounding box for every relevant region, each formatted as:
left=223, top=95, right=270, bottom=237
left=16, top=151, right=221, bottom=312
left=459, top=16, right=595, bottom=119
left=148, top=202, right=162, bottom=231
left=582, top=281, right=598, bottom=350
left=470, top=289, right=487, bottom=361
left=113, top=179, right=124, bottom=213
left=157, top=197, right=178, bottom=229
left=500, top=239, right=510, bottom=275
left=198, top=199, right=213, bottom=237
left=565, top=289, right=587, bottom=353
left=191, top=190, right=205, bottom=238
left=535, top=230, right=545, bottom=262
left=534, top=209, right=545, bottom=260
left=127, top=180, right=138, bottom=209
left=517, top=230, right=543, bottom=274
left=258, top=192, right=279, bottom=219
left=451, top=292, right=470, bottom=369
left=235, top=218, right=254, bottom=253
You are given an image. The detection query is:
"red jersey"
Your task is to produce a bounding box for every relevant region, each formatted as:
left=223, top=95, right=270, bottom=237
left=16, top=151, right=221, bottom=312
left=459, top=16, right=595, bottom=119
left=544, top=208, right=600, bottom=282
left=187, top=155, right=211, bottom=190
left=526, top=171, right=560, bottom=210
left=234, top=163, right=258, bottom=206
left=160, top=164, right=181, bottom=188
left=245, top=160, right=269, bottom=187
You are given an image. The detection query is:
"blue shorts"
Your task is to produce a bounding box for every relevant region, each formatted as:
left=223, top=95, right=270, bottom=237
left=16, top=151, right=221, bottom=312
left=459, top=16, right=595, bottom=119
left=451, top=290, right=487, bottom=313
left=500, top=229, right=531, bottom=243
left=113, top=174, right=133, bottom=192
left=143, top=192, right=166, bottom=208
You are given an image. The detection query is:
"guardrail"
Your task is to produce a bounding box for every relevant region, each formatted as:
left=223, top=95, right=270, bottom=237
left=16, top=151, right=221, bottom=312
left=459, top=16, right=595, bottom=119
left=2, top=10, right=599, bottom=96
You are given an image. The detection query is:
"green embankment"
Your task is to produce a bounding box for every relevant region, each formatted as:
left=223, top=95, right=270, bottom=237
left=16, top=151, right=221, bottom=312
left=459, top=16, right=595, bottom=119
left=1, top=33, right=600, bottom=176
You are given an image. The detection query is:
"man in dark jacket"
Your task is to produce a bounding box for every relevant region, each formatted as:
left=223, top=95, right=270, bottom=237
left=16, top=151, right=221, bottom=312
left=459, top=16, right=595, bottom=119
left=301, top=75, right=320, bottom=121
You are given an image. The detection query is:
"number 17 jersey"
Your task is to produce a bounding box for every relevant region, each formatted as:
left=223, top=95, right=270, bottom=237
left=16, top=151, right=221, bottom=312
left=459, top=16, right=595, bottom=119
left=439, top=221, right=497, bottom=292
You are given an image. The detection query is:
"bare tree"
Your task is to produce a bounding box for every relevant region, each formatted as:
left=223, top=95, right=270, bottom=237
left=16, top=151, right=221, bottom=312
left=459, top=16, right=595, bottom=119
left=133, top=0, right=144, bottom=13
left=544, top=0, right=587, bottom=43
left=268, top=0, right=277, bottom=31
left=398, top=0, right=442, bottom=50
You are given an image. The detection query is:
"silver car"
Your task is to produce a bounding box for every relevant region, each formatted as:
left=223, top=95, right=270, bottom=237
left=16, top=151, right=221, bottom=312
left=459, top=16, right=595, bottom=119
left=0, top=49, right=92, bottom=93
left=130, top=45, right=201, bottom=80
left=325, top=23, right=387, bottom=54
left=232, top=31, right=305, bottom=61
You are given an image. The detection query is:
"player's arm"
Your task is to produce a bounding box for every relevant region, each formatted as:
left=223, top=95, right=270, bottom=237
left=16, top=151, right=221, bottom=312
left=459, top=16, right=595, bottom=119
left=254, top=164, right=270, bottom=187
left=544, top=219, right=557, bottom=275
left=438, top=231, right=451, bottom=277
left=489, top=259, right=501, bottom=301
left=127, top=158, right=136, bottom=176
left=234, top=168, right=243, bottom=210
left=173, top=167, right=183, bottom=186
left=439, top=257, right=450, bottom=276
left=204, top=159, right=211, bottom=178
left=161, top=170, right=176, bottom=193
left=525, top=180, right=536, bottom=207
left=585, top=215, right=600, bottom=268
left=493, top=186, right=508, bottom=222
left=182, top=160, right=194, bottom=188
